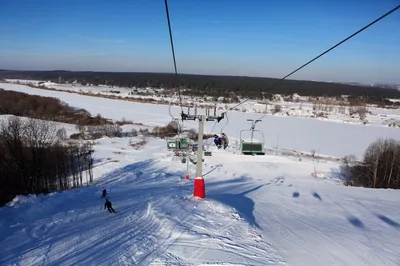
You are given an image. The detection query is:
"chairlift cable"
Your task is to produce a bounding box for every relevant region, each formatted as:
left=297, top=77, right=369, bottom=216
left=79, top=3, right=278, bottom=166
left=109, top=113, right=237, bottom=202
left=220, top=112, right=229, bottom=133
left=164, top=0, right=184, bottom=115
left=224, top=4, right=400, bottom=116
left=205, top=120, right=218, bottom=150
left=168, top=92, right=184, bottom=134
left=202, top=164, right=222, bottom=177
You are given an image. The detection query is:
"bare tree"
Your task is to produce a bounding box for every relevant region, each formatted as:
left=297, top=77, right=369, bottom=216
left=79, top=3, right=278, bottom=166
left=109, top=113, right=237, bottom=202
left=0, top=117, right=95, bottom=206
left=24, top=118, right=58, bottom=193
left=86, top=124, right=122, bottom=139
left=273, top=105, right=282, bottom=114
left=364, top=138, right=383, bottom=188
left=357, top=106, right=368, bottom=121
left=139, top=128, right=151, bottom=137
left=387, top=142, right=400, bottom=187
left=0, top=116, right=29, bottom=192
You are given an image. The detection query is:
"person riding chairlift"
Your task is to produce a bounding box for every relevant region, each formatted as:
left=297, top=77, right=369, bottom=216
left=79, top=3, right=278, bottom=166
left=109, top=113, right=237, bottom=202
left=213, top=134, right=222, bottom=148
left=221, top=133, right=229, bottom=149
left=214, top=133, right=228, bottom=150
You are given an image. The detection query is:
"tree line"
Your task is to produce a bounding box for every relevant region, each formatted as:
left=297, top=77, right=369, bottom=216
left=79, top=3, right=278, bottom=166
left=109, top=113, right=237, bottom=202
left=0, top=116, right=94, bottom=206
left=1, top=70, right=400, bottom=104
left=0, top=88, right=114, bottom=125
left=342, top=138, right=400, bottom=189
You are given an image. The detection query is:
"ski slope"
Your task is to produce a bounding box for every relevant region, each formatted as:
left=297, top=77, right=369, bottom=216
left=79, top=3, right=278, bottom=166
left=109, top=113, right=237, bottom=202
left=1, top=137, right=400, bottom=266
left=2, top=82, right=400, bottom=159
left=1, top=82, right=400, bottom=265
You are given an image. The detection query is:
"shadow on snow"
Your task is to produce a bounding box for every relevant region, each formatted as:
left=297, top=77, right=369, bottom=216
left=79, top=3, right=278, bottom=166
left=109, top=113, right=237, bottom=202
left=207, top=176, right=264, bottom=229
left=376, top=214, right=400, bottom=229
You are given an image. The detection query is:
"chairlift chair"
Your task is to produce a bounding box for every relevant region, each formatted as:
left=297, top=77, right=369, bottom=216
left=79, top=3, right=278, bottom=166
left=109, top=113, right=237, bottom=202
left=239, top=119, right=265, bottom=155
left=166, top=92, right=190, bottom=162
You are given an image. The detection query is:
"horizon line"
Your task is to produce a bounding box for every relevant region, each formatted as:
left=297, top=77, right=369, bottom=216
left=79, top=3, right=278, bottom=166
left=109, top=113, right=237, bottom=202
left=0, top=68, right=386, bottom=86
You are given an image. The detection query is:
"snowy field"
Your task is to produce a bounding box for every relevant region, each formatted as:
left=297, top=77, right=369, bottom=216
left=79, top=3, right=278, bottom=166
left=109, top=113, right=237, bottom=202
left=4, top=79, right=400, bottom=127
left=1, top=137, right=400, bottom=266
left=1, top=82, right=400, bottom=159
left=4, top=79, right=167, bottom=102
left=1, top=81, right=400, bottom=265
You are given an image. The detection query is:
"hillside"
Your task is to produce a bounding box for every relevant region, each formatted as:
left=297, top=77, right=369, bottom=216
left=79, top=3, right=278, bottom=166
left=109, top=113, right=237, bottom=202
left=1, top=134, right=399, bottom=265
left=1, top=70, right=400, bottom=102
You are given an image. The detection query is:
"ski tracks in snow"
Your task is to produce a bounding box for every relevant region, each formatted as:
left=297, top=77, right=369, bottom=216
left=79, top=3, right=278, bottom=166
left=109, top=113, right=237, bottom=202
left=0, top=155, right=286, bottom=265
left=139, top=196, right=285, bottom=265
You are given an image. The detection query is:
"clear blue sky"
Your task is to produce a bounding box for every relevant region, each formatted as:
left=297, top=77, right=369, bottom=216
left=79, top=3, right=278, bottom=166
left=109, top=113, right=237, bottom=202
left=0, top=0, right=399, bottom=83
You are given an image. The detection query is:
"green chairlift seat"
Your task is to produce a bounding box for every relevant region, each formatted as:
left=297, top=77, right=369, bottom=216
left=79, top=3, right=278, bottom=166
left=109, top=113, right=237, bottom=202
left=239, top=119, right=265, bottom=155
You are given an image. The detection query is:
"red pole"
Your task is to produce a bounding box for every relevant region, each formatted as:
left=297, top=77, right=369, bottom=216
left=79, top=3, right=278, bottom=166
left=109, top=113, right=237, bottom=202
left=193, top=177, right=205, bottom=198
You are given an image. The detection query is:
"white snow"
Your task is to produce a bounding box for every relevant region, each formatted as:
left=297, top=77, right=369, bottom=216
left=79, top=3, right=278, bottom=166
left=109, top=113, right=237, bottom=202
left=4, top=79, right=400, bottom=127
left=1, top=137, right=399, bottom=266
left=1, top=82, right=400, bottom=159
left=0, top=81, right=400, bottom=265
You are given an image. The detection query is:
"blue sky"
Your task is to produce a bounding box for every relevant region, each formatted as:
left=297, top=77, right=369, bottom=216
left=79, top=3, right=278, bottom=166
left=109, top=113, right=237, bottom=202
left=0, top=0, right=399, bottom=83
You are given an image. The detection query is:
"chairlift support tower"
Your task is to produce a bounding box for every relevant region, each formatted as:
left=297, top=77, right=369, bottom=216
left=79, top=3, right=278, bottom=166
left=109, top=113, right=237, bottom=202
left=180, top=105, right=225, bottom=199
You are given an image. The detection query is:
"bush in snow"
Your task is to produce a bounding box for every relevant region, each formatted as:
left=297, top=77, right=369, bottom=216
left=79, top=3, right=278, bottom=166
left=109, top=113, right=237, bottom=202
left=86, top=124, right=122, bottom=139
left=356, top=106, right=368, bottom=120
left=348, top=105, right=368, bottom=120
left=115, top=117, right=134, bottom=126
left=130, top=135, right=148, bottom=150
left=139, top=128, right=151, bottom=137
left=273, top=105, right=282, bottom=114
left=151, top=121, right=179, bottom=139
left=131, top=128, right=138, bottom=137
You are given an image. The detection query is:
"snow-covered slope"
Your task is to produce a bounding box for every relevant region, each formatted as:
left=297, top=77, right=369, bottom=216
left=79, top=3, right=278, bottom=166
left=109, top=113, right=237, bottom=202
left=1, top=137, right=399, bottom=266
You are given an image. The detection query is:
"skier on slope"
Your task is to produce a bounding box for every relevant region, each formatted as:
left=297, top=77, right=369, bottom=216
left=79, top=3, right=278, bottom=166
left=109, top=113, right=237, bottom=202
left=104, top=198, right=116, bottom=213
left=101, top=189, right=107, bottom=198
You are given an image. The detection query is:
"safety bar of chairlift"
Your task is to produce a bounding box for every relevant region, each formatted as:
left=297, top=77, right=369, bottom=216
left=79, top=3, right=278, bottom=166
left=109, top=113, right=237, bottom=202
left=185, top=115, right=197, bottom=121
left=239, top=129, right=265, bottom=143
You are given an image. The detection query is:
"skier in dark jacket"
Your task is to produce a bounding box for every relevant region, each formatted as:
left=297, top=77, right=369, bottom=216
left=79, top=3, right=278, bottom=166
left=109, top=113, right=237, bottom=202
left=104, top=198, right=115, bottom=213
left=214, top=134, right=222, bottom=148
left=101, top=189, right=107, bottom=198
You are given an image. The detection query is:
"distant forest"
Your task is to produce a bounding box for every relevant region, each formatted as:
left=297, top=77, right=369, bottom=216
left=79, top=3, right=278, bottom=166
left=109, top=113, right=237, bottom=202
left=1, top=70, right=400, bottom=103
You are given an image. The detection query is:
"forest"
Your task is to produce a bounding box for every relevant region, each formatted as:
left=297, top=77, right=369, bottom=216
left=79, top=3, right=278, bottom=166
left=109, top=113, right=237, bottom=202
left=1, top=70, right=400, bottom=104
left=342, top=138, right=400, bottom=189
left=0, top=88, right=112, bottom=125
left=0, top=116, right=94, bottom=206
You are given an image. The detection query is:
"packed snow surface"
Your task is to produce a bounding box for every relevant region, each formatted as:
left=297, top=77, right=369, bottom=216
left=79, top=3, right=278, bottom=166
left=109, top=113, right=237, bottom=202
left=1, top=138, right=400, bottom=266
left=1, top=82, right=400, bottom=265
